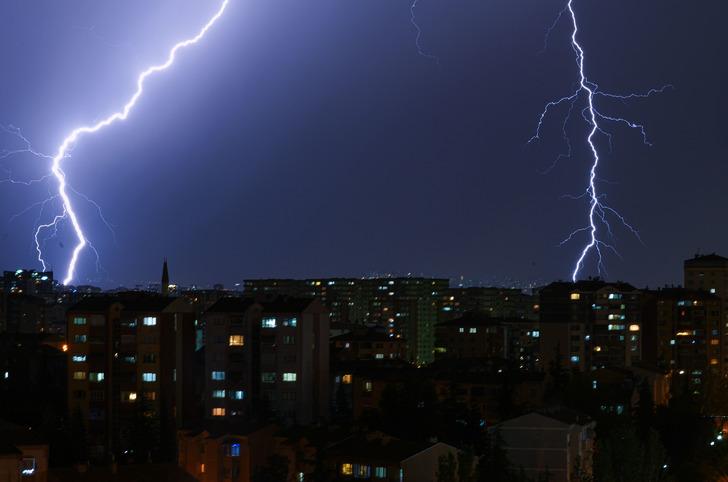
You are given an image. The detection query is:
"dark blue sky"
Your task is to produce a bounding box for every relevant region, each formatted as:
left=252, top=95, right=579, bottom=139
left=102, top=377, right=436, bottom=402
left=0, top=0, right=726, bottom=288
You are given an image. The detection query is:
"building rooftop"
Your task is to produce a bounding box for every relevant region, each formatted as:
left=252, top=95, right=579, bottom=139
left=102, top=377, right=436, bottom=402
left=684, top=253, right=728, bottom=266
left=325, top=433, right=434, bottom=462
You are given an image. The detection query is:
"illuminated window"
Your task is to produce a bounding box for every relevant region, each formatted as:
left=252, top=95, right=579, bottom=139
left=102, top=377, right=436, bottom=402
left=229, top=335, right=244, bottom=346
left=262, top=372, right=276, bottom=383
left=283, top=372, right=297, bottom=382
left=364, top=381, right=373, bottom=392
left=262, top=317, right=277, bottom=328
left=711, top=358, right=719, bottom=365
left=72, top=371, right=86, bottom=380
left=74, top=335, right=87, bottom=343
left=375, top=467, right=387, bottom=478
left=570, top=293, right=581, bottom=301
left=375, top=353, right=384, bottom=359
left=608, top=293, right=622, bottom=300
left=73, top=317, right=87, bottom=325
left=342, top=374, right=352, bottom=384
left=142, top=372, right=157, bottom=382
left=89, top=372, right=105, bottom=382
left=607, top=324, right=625, bottom=331
left=469, top=328, right=477, bottom=334
left=282, top=317, right=297, bottom=327
left=711, top=339, right=720, bottom=346
left=229, top=443, right=240, bottom=457
left=212, top=407, right=226, bottom=417
left=356, top=465, right=371, bottom=478
left=121, top=391, right=137, bottom=402
left=213, top=390, right=226, bottom=398
left=458, top=327, right=465, bottom=333
left=629, top=324, right=640, bottom=332
left=531, top=330, right=540, bottom=338
left=20, top=458, right=35, bottom=476
left=594, top=346, right=602, bottom=352
left=72, top=355, right=86, bottom=363
left=341, top=464, right=353, bottom=475
left=570, top=355, right=580, bottom=363
left=143, top=317, right=157, bottom=326
left=231, top=390, right=245, bottom=400
left=200, top=463, right=205, bottom=474
left=284, top=335, right=295, bottom=344
left=211, top=371, right=225, bottom=381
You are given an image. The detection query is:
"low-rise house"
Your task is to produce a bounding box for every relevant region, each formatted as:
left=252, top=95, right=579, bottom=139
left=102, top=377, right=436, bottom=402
left=496, top=408, right=595, bottom=482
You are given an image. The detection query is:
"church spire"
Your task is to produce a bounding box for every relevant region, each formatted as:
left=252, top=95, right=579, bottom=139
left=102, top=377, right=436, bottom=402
left=161, top=258, right=169, bottom=296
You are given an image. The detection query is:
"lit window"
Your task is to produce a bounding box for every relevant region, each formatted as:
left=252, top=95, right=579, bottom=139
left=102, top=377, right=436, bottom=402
left=211, top=371, right=225, bottom=381
left=341, top=464, right=353, bottom=475
left=531, top=330, right=540, bottom=338
left=711, top=358, right=719, bottom=365
left=364, top=381, right=373, bottom=392
left=262, top=372, right=276, bottom=383
left=72, top=371, right=86, bottom=380
left=72, top=355, right=87, bottom=363
left=356, top=465, right=371, bottom=478
left=212, top=407, right=226, bottom=417
left=594, top=346, right=602, bottom=352
left=283, top=372, right=297, bottom=382
left=200, top=463, right=206, bottom=473
left=375, top=467, right=387, bottom=478
left=20, top=458, right=36, bottom=476
left=607, top=324, right=625, bottom=331
left=262, top=317, right=277, bottom=328
left=570, top=293, right=581, bottom=301
left=608, top=293, right=622, bottom=300
left=213, top=390, right=226, bottom=398
left=143, top=317, right=157, bottom=326
left=629, top=324, right=640, bottom=332
left=711, top=339, right=720, bottom=346
left=469, top=327, right=477, bottom=334
left=89, top=372, right=105, bottom=382
left=342, top=374, right=352, bottom=384
left=283, top=317, right=297, bottom=327
left=74, top=335, right=87, bottom=343
left=570, top=355, right=580, bottom=363
left=229, top=335, right=244, bottom=346
left=229, top=443, right=240, bottom=457
left=231, top=390, right=245, bottom=400
left=284, top=335, right=295, bottom=344
left=375, top=353, right=384, bottom=359
left=73, top=317, right=87, bottom=325
left=142, top=372, right=157, bottom=382
left=458, top=327, right=464, bottom=333
left=121, top=391, right=137, bottom=402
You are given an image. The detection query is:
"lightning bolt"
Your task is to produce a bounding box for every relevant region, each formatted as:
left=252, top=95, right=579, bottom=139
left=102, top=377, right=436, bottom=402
left=40, top=0, right=229, bottom=285
left=530, top=0, right=672, bottom=281
left=410, top=0, right=439, bottom=63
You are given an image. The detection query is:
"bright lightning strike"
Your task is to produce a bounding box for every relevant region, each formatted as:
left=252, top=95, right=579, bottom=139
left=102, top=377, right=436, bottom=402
left=41, top=0, right=229, bottom=285
left=530, top=0, right=672, bottom=281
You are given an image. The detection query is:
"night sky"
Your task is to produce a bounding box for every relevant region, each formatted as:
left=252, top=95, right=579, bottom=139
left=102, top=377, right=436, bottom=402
left=0, top=0, right=726, bottom=289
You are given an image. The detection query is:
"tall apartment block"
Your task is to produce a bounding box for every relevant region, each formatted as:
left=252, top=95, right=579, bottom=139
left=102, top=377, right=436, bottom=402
left=203, top=296, right=329, bottom=425
left=66, top=294, right=198, bottom=461
left=539, top=280, right=643, bottom=372
left=243, top=277, right=447, bottom=364
left=643, top=288, right=724, bottom=381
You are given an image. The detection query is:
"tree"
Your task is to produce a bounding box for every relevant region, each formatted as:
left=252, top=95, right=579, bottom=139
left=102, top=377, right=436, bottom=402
left=437, top=452, right=457, bottom=482
left=252, top=454, right=290, bottom=482
left=457, top=450, right=476, bottom=482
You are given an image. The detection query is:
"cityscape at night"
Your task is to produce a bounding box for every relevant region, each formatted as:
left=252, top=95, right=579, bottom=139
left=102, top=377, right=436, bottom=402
left=0, top=0, right=727, bottom=480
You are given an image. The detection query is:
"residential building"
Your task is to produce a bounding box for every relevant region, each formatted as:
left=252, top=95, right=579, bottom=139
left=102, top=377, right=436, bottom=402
left=539, top=281, right=643, bottom=372
left=0, top=420, right=48, bottom=482
left=177, top=423, right=278, bottom=482
left=244, top=277, right=447, bottom=364
left=439, top=287, right=539, bottom=321
left=497, top=409, right=595, bottom=482
left=643, top=288, right=723, bottom=380
left=331, top=327, right=406, bottom=362
left=65, top=293, right=199, bottom=461
left=203, top=296, right=329, bottom=425
left=325, top=432, right=458, bottom=482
